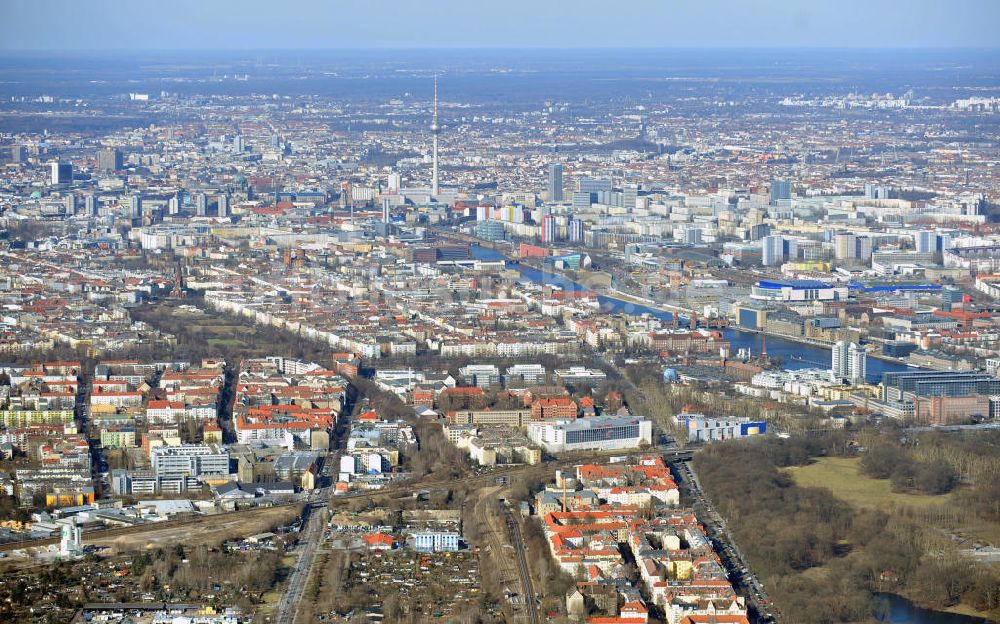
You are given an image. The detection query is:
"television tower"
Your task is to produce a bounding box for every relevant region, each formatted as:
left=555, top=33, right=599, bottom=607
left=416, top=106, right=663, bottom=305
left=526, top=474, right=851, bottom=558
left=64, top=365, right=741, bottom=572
left=431, top=75, right=440, bottom=197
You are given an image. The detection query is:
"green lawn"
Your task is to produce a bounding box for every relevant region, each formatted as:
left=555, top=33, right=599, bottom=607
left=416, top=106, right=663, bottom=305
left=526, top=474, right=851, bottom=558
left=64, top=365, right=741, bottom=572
left=786, top=456, right=955, bottom=510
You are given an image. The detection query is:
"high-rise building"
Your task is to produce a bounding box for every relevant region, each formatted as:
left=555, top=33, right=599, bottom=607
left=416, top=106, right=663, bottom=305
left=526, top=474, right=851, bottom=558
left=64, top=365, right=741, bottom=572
left=770, top=179, right=792, bottom=205
left=388, top=171, right=401, bottom=193
left=84, top=194, right=98, bottom=217
left=97, top=148, right=123, bottom=172
left=548, top=164, right=564, bottom=202
left=578, top=178, right=612, bottom=194
left=834, top=233, right=872, bottom=262
left=762, top=235, right=784, bottom=266
left=168, top=195, right=180, bottom=215
left=684, top=227, right=703, bottom=245
left=541, top=214, right=557, bottom=243
left=864, top=183, right=892, bottom=200
left=195, top=193, right=208, bottom=216
left=568, top=217, right=584, bottom=243
left=474, top=219, right=506, bottom=242
left=748, top=223, right=771, bottom=241
left=63, top=194, right=77, bottom=216
left=217, top=194, right=230, bottom=217
left=571, top=191, right=592, bottom=212
left=129, top=193, right=143, bottom=218
left=856, top=236, right=873, bottom=261
left=233, top=135, right=245, bottom=154
left=832, top=341, right=867, bottom=383
left=623, top=185, right=638, bottom=211
left=916, top=230, right=951, bottom=254
left=50, top=161, right=73, bottom=185
left=10, top=145, right=27, bottom=163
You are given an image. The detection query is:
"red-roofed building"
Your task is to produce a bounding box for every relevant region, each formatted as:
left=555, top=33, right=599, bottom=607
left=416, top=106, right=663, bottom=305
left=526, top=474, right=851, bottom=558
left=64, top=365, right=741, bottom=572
left=362, top=532, right=399, bottom=551
left=531, top=396, right=578, bottom=421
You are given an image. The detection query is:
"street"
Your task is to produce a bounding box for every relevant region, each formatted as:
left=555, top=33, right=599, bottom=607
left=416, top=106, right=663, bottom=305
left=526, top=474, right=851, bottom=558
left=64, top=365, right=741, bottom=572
left=272, top=489, right=331, bottom=624
left=673, top=459, right=777, bottom=623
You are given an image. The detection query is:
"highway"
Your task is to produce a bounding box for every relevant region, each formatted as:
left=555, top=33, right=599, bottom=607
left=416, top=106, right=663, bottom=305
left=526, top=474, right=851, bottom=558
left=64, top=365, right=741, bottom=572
left=673, top=459, right=776, bottom=624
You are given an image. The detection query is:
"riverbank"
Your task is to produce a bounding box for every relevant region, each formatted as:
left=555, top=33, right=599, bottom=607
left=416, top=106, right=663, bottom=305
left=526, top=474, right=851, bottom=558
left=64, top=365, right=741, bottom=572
left=517, top=254, right=918, bottom=364
left=471, top=243, right=917, bottom=382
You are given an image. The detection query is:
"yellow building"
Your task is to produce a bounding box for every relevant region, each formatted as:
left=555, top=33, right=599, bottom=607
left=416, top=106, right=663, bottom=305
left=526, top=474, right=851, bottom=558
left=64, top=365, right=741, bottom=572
left=0, top=410, right=74, bottom=427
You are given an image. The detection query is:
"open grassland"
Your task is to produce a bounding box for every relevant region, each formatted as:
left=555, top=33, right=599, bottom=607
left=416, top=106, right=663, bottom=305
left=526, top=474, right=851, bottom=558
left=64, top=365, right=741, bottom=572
left=786, top=456, right=955, bottom=510
left=788, top=456, right=1000, bottom=546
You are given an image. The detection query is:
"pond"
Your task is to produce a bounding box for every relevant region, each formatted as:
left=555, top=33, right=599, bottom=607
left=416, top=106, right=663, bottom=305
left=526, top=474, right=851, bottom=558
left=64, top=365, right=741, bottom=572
left=875, top=593, right=992, bottom=624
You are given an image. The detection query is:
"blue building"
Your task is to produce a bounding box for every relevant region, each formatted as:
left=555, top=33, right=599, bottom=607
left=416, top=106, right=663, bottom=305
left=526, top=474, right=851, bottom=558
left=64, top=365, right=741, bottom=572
left=770, top=179, right=792, bottom=205
left=412, top=531, right=460, bottom=552
left=548, top=164, right=564, bottom=202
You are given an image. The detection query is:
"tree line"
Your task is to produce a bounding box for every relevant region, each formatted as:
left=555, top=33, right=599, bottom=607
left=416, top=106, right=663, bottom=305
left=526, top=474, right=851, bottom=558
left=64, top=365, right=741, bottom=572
left=693, top=435, right=1000, bottom=623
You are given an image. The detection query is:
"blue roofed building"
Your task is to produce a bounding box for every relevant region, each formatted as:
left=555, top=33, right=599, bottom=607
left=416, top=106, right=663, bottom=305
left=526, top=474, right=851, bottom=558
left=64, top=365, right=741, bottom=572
left=751, top=280, right=848, bottom=302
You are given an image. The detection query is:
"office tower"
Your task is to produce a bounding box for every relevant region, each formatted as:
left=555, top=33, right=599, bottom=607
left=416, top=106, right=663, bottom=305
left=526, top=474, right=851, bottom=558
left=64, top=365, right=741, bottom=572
left=217, top=194, right=230, bottom=217
left=784, top=238, right=800, bottom=262
left=474, top=219, right=506, bottom=242
left=430, top=76, right=440, bottom=197
left=684, top=227, right=703, bottom=245
left=578, top=178, right=612, bottom=194
left=50, top=161, right=73, bottom=185
left=568, top=217, right=584, bottom=243
left=834, top=234, right=854, bottom=260
left=63, top=194, right=77, bottom=216
left=270, top=134, right=281, bottom=150
left=388, top=171, right=401, bottom=193
left=623, top=185, right=638, bottom=211
left=129, top=194, right=143, bottom=218
left=916, top=230, right=934, bottom=253
left=761, top=235, right=784, bottom=266
left=834, top=233, right=872, bottom=261
left=770, top=179, right=792, bottom=205
left=832, top=341, right=867, bottom=383
left=916, top=230, right=951, bottom=254
left=85, top=194, right=98, bottom=217
left=856, top=236, right=873, bottom=261
left=233, top=135, right=245, bottom=154
left=548, top=164, right=564, bottom=202
left=195, top=193, right=208, bottom=216
left=864, top=183, right=892, bottom=200
left=97, top=147, right=123, bottom=172
left=748, top=223, right=771, bottom=241
left=541, top=214, right=557, bottom=243
left=572, top=191, right=592, bottom=212
left=10, top=145, right=27, bottom=163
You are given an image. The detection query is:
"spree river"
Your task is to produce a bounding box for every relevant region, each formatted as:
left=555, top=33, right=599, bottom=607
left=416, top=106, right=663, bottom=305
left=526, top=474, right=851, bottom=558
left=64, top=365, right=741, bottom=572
left=471, top=246, right=914, bottom=383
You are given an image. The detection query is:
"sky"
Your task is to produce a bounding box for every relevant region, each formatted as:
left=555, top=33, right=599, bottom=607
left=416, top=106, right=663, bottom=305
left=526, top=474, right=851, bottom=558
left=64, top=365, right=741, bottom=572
left=1, top=0, right=998, bottom=51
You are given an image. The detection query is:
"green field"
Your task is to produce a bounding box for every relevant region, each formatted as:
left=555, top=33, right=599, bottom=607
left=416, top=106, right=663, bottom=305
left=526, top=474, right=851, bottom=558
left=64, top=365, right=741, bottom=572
left=786, top=456, right=955, bottom=510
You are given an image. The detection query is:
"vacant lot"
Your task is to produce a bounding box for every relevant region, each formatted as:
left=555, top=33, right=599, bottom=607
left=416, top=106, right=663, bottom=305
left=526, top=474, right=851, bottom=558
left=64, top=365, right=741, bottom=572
left=786, top=456, right=955, bottom=510
left=90, top=505, right=300, bottom=554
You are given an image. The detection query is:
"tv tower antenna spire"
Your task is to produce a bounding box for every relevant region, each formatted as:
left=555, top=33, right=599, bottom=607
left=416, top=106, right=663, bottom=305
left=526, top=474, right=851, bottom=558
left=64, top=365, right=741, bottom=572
left=431, top=75, right=440, bottom=197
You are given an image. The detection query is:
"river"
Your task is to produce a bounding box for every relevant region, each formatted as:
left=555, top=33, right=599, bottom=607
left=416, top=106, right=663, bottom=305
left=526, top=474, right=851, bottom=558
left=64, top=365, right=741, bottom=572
left=469, top=247, right=987, bottom=623
left=471, top=245, right=914, bottom=383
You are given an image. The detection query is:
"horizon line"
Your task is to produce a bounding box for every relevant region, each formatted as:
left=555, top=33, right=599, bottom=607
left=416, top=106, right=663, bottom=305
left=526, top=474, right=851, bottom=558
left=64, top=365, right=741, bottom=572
left=2, top=45, right=1000, bottom=54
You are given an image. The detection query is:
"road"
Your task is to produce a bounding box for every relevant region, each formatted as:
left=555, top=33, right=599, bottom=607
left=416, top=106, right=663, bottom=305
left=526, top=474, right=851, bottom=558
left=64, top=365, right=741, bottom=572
left=272, top=489, right=331, bottom=624
left=673, top=459, right=776, bottom=623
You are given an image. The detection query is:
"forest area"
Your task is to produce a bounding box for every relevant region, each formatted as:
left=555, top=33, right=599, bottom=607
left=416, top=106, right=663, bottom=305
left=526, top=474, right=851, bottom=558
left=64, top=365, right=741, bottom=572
left=693, top=432, right=1000, bottom=623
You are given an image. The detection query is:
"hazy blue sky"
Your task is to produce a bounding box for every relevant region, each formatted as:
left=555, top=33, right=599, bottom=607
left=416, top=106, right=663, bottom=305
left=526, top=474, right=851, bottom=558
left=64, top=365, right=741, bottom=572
left=2, top=0, right=998, bottom=50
